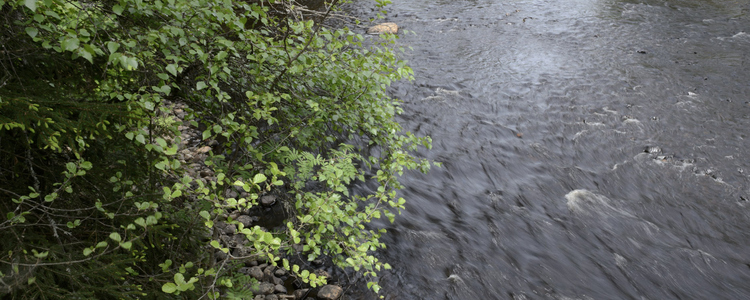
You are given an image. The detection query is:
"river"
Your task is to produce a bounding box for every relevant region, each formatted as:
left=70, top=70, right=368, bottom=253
left=345, top=0, right=750, bottom=299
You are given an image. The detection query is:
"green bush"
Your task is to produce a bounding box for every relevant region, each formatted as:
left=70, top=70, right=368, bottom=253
left=0, top=0, right=431, bottom=298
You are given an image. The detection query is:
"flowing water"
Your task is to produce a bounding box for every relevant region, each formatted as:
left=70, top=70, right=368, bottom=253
left=345, top=0, right=750, bottom=299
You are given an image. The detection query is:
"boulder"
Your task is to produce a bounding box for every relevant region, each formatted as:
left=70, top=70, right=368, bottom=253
left=317, top=285, right=343, bottom=300
left=367, top=23, right=398, bottom=34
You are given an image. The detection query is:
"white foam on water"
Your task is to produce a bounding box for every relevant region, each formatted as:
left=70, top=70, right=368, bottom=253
left=602, top=107, right=618, bottom=114
left=565, top=189, right=636, bottom=219
left=622, top=118, right=641, bottom=125
left=614, top=253, right=627, bottom=268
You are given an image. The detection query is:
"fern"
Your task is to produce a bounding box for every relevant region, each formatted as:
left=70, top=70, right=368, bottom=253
left=223, top=273, right=258, bottom=300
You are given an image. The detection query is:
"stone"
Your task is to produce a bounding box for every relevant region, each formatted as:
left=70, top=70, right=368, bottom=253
left=294, top=288, right=310, bottom=300
left=261, top=195, right=277, bottom=206
left=367, top=22, right=398, bottom=34
left=234, top=234, right=247, bottom=246
left=237, top=215, right=253, bottom=227
left=274, top=284, right=287, bottom=294
left=248, top=266, right=264, bottom=281
left=265, top=295, right=279, bottom=300
left=222, top=224, right=236, bottom=235
left=274, top=268, right=287, bottom=277
left=263, top=266, right=275, bottom=281
left=314, top=269, right=329, bottom=278
left=272, top=276, right=284, bottom=286
left=232, top=245, right=253, bottom=257
left=254, top=295, right=265, bottom=300
left=196, top=145, right=212, bottom=153
left=317, top=285, right=343, bottom=300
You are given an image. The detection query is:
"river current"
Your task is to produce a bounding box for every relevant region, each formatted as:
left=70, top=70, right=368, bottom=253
left=345, top=0, right=750, bottom=299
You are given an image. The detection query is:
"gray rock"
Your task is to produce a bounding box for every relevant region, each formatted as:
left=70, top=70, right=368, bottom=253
left=317, top=285, right=343, bottom=300
left=254, top=295, right=265, bottom=300
left=234, top=234, right=247, bottom=245
left=272, top=276, right=284, bottom=285
left=232, top=245, right=253, bottom=257
left=237, top=215, right=253, bottom=227
left=294, top=288, right=309, bottom=300
left=248, top=266, right=264, bottom=281
left=274, top=284, right=287, bottom=294
left=261, top=195, right=277, bottom=206
left=222, top=224, right=237, bottom=235
left=264, top=266, right=275, bottom=281
left=265, top=295, right=279, bottom=300
left=274, top=268, right=287, bottom=277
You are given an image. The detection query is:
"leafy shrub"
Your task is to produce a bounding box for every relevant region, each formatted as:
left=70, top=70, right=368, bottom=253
left=0, top=0, right=431, bottom=298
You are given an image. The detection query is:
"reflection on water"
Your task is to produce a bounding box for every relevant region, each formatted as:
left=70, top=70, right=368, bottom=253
left=346, top=0, right=750, bottom=298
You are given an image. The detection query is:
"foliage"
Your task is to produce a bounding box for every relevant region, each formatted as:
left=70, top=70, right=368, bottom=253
left=0, top=0, right=431, bottom=298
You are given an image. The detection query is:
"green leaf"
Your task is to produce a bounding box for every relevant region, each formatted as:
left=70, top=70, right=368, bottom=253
left=83, top=247, right=93, bottom=256
left=112, top=4, right=124, bottom=15
left=121, top=241, right=132, bottom=250
left=126, top=57, right=138, bottom=70
left=210, top=240, right=221, bottom=248
left=6, top=212, right=14, bottom=220
left=24, top=0, right=36, bottom=11
left=107, top=41, right=120, bottom=54
left=44, top=193, right=57, bottom=202
left=253, top=173, right=266, bottom=184
left=166, top=64, right=178, bottom=76
left=162, top=282, right=177, bottom=293
left=25, top=27, right=38, bottom=38
left=109, top=232, right=122, bottom=242
left=61, top=37, right=79, bottom=51
left=199, top=210, right=210, bottom=220
left=196, top=81, right=207, bottom=90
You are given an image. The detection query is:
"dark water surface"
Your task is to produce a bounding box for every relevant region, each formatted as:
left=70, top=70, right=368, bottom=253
left=347, top=0, right=750, bottom=299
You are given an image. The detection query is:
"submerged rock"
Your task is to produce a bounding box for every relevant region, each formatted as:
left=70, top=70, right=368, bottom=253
left=367, top=23, right=398, bottom=34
